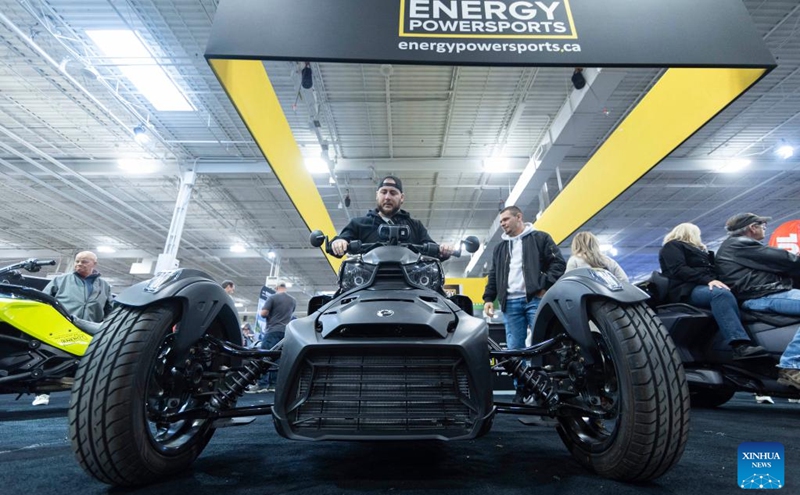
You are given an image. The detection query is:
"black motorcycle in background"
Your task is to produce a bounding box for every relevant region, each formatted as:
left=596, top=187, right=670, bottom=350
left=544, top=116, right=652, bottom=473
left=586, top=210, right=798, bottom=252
left=642, top=272, right=800, bottom=407
left=68, top=225, right=689, bottom=486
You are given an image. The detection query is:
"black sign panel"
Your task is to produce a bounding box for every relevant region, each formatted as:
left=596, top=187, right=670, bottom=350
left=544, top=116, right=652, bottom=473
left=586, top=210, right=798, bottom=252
left=206, top=0, right=774, bottom=68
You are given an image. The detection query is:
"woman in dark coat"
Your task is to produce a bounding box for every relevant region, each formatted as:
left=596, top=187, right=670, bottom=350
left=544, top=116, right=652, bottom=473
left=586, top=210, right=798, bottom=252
left=659, top=222, right=767, bottom=359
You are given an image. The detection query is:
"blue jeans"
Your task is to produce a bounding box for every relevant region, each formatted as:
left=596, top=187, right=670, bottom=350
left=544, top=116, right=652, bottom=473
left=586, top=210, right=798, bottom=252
left=503, top=297, right=540, bottom=350
left=741, top=289, right=800, bottom=369
left=689, top=286, right=750, bottom=345
left=779, top=329, right=800, bottom=369
left=503, top=297, right=540, bottom=390
left=258, top=331, right=284, bottom=388
left=742, top=289, right=800, bottom=316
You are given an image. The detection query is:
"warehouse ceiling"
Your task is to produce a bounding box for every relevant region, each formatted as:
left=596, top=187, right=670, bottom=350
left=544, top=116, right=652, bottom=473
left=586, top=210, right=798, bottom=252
left=0, top=0, right=798, bottom=315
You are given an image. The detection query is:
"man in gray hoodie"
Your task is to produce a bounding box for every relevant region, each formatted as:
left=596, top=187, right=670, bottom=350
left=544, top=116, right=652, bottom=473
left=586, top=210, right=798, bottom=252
left=33, top=251, right=112, bottom=405
left=483, top=206, right=566, bottom=403
left=44, top=250, right=113, bottom=329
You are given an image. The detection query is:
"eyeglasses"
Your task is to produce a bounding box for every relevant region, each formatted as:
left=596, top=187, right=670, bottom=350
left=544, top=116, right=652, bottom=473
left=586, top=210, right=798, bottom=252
left=753, top=222, right=767, bottom=229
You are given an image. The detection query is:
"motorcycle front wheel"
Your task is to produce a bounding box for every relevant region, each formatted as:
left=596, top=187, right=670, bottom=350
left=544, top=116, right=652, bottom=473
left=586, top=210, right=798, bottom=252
left=556, top=300, right=690, bottom=482
left=69, top=302, right=227, bottom=486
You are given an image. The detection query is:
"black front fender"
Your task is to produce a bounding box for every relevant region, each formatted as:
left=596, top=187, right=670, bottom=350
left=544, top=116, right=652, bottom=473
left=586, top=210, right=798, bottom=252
left=532, top=268, right=650, bottom=365
left=114, top=269, right=242, bottom=357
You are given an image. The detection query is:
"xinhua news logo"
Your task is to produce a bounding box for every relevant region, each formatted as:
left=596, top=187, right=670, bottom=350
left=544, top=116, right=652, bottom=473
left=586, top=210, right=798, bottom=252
left=738, top=442, right=784, bottom=489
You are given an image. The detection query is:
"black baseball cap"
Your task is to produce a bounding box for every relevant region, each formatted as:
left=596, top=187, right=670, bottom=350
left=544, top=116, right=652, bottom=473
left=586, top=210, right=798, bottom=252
left=377, top=175, right=403, bottom=193
left=725, top=212, right=771, bottom=232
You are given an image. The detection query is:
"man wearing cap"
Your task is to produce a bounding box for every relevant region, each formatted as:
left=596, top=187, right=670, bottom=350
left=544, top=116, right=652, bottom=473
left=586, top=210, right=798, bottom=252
left=716, top=212, right=800, bottom=388
left=330, top=176, right=454, bottom=258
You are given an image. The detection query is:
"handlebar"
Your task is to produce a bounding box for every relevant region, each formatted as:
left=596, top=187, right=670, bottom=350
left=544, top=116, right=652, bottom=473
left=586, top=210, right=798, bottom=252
left=309, top=229, right=480, bottom=260
left=0, top=258, right=56, bottom=275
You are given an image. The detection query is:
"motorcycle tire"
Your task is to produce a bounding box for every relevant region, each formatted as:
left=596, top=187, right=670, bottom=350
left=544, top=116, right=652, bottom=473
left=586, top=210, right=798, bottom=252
left=689, top=387, right=735, bottom=408
left=69, top=303, right=220, bottom=486
left=556, top=300, right=690, bottom=482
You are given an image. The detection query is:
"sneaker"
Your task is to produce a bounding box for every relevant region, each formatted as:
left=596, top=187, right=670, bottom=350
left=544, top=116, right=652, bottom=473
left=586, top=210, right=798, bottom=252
left=732, top=344, right=770, bottom=360
left=777, top=368, right=800, bottom=391
left=787, top=398, right=800, bottom=403
left=754, top=394, right=775, bottom=404
left=31, top=394, right=49, bottom=406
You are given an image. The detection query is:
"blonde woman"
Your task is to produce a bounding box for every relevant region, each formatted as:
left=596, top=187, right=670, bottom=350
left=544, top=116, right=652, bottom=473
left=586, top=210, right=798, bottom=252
left=566, top=231, right=629, bottom=282
left=659, top=223, right=766, bottom=359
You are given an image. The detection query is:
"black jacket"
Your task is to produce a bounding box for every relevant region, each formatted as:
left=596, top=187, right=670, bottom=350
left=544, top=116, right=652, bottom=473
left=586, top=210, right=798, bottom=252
left=334, top=209, right=435, bottom=245
left=715, top=235, right=800, bottom=300
left=658, top=240, right=715, bottom=303
left=482, top=230, right=566, bottom=311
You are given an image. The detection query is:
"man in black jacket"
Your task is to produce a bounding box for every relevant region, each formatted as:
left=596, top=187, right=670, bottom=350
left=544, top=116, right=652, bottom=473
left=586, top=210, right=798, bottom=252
left=331, top=176, right=454, bottom=258
left=715, top=212, right=800, bottom=389
left=482, top=206, right=566, bottom=402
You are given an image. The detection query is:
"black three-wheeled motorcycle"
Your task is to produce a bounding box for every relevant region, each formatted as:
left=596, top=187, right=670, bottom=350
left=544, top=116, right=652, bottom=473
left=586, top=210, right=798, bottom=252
left=69, top=225, right=689, bottom=486
left=643, top=271, right=800, bottom=407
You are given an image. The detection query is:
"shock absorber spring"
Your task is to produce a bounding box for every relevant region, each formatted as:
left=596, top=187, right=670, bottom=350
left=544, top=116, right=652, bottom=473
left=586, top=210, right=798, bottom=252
left=503, top=357, right=558, bottom=406
left=208, top=358, right=272, bottom=410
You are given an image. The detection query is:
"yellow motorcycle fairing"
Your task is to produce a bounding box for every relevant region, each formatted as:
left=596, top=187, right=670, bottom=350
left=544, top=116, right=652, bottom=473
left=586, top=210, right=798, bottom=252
left=0, top=297, right=91, bottom=355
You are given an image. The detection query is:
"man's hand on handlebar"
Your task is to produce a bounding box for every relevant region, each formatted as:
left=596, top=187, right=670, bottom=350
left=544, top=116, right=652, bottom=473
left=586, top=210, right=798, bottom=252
left=331, top=239, right=349, bottom=257
left=439, top=243, right=455, bottom=259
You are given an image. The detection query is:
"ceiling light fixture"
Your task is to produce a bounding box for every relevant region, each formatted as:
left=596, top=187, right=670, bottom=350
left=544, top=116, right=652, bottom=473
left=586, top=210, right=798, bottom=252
left=230, top=244, right=246, bottom=253
left=133, top=124, right=150, bottom=144
left=305, top=156, right=329, bottom=174
left=117, top=158, right=159, bottom=174
left=484, top=156, right=511, bottom=172
left=96, top=245, right=116, bottom=253
left=599, top=244, right=618, bottom=257
left=85, top=30, right=195, bottom=112
left=267, top=251, right=276, bottom=259
left=777, top=140, right=794, bottom=159
left=716, top=158, right=750, bottom=173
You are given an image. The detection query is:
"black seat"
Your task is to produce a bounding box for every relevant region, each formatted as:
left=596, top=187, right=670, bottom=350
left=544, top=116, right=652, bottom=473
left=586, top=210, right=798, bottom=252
left=740, top=309, right=800, bottom=327
left=638, top=271, right=671, bottom=307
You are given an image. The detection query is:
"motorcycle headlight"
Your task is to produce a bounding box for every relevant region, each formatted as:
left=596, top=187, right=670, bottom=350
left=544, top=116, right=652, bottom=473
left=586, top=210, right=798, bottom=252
left=339, top=260, right=377, bottom=292
left=403, top=260, right=443, bottom=290
left=145, top=269, right=181, bottom=293
left=588, top=268, right=623, bottom=291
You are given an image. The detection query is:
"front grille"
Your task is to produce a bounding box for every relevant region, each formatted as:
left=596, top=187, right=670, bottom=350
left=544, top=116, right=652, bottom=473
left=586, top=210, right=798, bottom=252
left=286, top=348, right=477, bottom=437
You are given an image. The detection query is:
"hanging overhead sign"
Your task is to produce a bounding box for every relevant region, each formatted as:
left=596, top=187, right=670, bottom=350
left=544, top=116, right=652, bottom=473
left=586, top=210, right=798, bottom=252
left=205, top=0, right=775, bottom=272
left=206, top=0, right=774, bottom=67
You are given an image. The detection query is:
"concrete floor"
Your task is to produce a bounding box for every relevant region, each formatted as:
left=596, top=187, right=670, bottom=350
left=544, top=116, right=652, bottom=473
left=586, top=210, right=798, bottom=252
left=1, top=391, right=798, bottom=495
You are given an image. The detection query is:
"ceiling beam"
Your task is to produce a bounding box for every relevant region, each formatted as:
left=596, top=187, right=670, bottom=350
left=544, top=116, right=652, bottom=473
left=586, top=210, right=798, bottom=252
left=465, top=68, right=625, bottom=275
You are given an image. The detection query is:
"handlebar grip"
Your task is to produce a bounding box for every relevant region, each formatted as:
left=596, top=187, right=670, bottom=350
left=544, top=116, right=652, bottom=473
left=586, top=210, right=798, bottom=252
left=41, top=260, right=56, bottom=266
left=326, top=239, right=353, bottom=258
left=324, top=241, right=340, bottom=258
left=348, top=240, right=362, bottom=254
left=422, top=243, right=440, bottom=257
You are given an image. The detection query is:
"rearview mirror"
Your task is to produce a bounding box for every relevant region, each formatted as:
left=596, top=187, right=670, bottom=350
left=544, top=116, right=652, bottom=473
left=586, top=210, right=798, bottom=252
left=462, top=236, right=480, bottom=254
left=309, top=230, right=326, bottom=248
